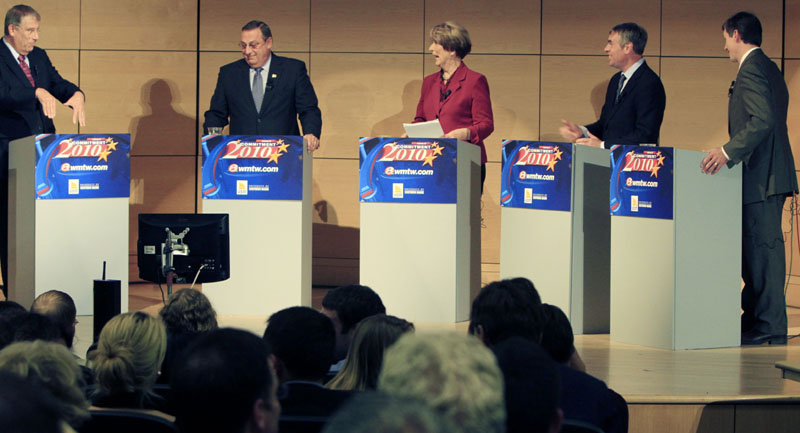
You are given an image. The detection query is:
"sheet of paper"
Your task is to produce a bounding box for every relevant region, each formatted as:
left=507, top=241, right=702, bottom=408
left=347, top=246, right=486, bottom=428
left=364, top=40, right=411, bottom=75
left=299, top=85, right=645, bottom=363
left=403, top=119, right=444, bottom=138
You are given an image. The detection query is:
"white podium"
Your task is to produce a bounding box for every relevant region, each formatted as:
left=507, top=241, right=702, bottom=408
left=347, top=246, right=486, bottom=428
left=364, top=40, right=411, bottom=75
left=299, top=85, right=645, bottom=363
left=359, top=138, right=480, bottom=323
left=500, top=143, right=610, bottom=334
left=610, top=147, right=742, bottom=349
left=8, top=135, right=129, bottom=314
left=202, top=136, right=311, bottom=317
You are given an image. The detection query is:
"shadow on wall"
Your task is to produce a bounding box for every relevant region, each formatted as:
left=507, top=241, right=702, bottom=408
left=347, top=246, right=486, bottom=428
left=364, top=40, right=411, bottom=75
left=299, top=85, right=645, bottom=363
left=540, top=77, right=611, bottom=142
left=371, top=79, right=422, bottom=137
left=129, top=79, right=196, bottom=156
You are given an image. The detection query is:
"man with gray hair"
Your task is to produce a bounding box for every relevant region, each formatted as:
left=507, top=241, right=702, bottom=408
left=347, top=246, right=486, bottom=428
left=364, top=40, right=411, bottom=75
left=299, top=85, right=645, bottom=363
left=378, top=333, right=505, bottom=433
left=560, top=22, right=666, bottom=148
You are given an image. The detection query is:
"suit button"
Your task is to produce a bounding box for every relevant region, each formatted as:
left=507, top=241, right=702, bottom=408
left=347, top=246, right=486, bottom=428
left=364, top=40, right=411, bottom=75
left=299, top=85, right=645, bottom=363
left=257, top=119, right=261, bottom=123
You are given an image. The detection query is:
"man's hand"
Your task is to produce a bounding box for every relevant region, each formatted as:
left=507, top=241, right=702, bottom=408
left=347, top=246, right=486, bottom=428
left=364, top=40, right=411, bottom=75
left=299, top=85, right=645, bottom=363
left=575, top=130, right=603, bottom=148
left=701, top=147, right=728, bottom=174
left=559, top=119, right=583, bottom=141
left=35, top=88, right=58, bottom=119
left=443, top=127, right=470, bottom=141
left=305, top=134, right=320, bottom=152
left=65, top=91, right=86, bottom=126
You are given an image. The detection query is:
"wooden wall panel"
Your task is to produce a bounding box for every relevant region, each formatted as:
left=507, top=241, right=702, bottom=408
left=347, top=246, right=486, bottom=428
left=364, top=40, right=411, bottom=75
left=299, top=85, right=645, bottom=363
left=787, top=0, right=800, bottom=59
left=129, top=156, right=197, bottom=255
left=659, top=57, right=731, bottom=151
left=541, top=0, right=661, bottom=55
left=79, top=51, right=197, bottom=156
left=310, top=0, right=424, bottom=53
left=538, top=56, right=612, bottom=142
left=198, top=0, right=310, bottom=52
left=312, top=53, right=422, bottom=159
left=481, top=161, right=502, bottom=265
left=311, top=158, right=360, bottom=229
left=31, top=0, right=80, bottom=50
left=786, top=61, right=800, bottom=171
left=661, top=0, right=783, bottom=57
left=424, top=0, right=541, bottom=54
left=80, top=0, right=197, bottom=50
left=467, top=55, right=541, bottom=161
left=46, top=50, right=80, bottom=135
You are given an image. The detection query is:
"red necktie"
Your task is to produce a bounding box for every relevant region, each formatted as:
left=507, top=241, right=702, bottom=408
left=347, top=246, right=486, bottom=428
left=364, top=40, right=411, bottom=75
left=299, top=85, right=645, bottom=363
left=18, top=55, right=35, bottom=87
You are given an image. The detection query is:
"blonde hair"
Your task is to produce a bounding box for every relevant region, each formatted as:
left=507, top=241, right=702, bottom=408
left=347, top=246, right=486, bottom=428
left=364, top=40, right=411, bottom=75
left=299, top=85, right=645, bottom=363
left=159, top=288, right=218, bottom=333
left=327, top=314, right=413, bottom=391
left=378, top=333, right=505, bottom=433
left=0, top=340, right=90, bottom=428
left=430, top=21, right=472, bottom=59
left=89, top=312, right=166, bottom=400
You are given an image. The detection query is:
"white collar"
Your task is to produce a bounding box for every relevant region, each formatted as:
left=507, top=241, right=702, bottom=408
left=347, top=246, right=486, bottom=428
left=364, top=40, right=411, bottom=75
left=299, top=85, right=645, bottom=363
left=3, top=36, right=23, bottom=61
left=621, top=58, right=645, bottom=81
left=738, top=47, right=760, bottom=71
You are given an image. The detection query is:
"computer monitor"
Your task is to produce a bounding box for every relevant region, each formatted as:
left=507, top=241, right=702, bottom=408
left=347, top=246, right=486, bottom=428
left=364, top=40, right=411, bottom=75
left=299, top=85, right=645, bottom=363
left=137, top=213, right=230, bottom=284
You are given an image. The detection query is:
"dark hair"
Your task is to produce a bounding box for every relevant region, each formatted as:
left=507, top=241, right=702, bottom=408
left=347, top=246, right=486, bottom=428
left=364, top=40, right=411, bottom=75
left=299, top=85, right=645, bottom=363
left=4, top=4, right=39, bottom=36
left=722, top=11, right=762, bottom=46
left=159, top=288, right=218, bottom=334
left=611, top=22, right=648, bottom=55
left=323, top=391, right=456, bottom=433
left=0, top=301, right=26, bottom=319
left=322, top=285, right=386, bottom=334
left=468, top=278, right=543, bottom=345
left=264, top=306, right=335, bottom=381
left=242, top=20, right=272, bottom=40
left=0, top=302, right=26, bottom=350
left=171, top=328, right=274, bottom=433
left=31, top=291, right=77, bottom=348
left=12, top=312, right=60, bottom=343
left=492, top=337, right=561, bottom=433
left=0, top=370, right=63, bottom=433
left=540, top=304, right=574, bottom=364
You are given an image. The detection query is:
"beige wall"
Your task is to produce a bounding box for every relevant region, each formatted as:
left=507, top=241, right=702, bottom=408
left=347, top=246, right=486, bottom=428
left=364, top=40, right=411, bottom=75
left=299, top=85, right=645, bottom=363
left=19, top=0, right=800, bottom=292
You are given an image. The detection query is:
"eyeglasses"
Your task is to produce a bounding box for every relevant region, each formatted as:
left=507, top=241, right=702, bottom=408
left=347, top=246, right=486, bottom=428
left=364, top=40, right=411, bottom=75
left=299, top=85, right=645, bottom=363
left=239, top=41, right=264, bottom=50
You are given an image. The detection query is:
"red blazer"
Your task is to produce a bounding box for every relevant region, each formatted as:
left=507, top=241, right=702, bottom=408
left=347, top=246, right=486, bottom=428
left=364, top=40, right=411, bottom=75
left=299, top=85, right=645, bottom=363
left=414, top=63, right=494, bottom=164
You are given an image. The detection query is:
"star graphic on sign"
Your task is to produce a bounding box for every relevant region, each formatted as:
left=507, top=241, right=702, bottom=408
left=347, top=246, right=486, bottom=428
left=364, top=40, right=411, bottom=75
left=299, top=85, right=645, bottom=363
left=432, top=143, right=443, bottom=156
left=650, top=164, right=661, bottom=177
left=657, top=152, right=665, bottom=166
left=423, top=153, right=437, bottom=167
left=97, top=149, right=112, bottom=162
left=268, top=150, right=282, bottom=164
left=553, top=147, right=563, bottom=161
left=277, top=141, right=290, bottom=153
left=106, top=140, right=118, bottom=151
left=546, top=157, right=559, bottom=171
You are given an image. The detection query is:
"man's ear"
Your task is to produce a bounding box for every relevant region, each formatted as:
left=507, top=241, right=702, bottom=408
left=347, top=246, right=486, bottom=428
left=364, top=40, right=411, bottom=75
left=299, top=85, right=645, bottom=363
left=475, top=324, right=490, bottom=345
left=271, top=355, right=288, bottom=383
left=732, top=29, right=742, bottom=43
left=250, top=398, right=271, bottom=433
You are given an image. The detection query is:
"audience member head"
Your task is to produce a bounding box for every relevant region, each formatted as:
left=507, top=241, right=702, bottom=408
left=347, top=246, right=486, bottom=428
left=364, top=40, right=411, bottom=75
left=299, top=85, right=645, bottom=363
left=0, top=340, right=90, bottom=429
left=540, top=303, right=575, bottom=364
left=0, top=370, right=64, bottom=433
left=158, top=288, right=218, bottom=335
left=322, top=391, right=456, bottom=433
left=379, top=333, right=505, bottom=433
left=469, top=278, right=543, bottom=346
left=263, top=306, right=334, bottom=383
left=493, top=337, right=562, bottom=433
left=321, top=284, right=386, bottom=361
left=0, top=301, right=26, bottom=350
left=722, top=11, right=762, bottom=47
left=327, top=314, right=414, bottom=391
left=12, top=312, right=61, bottom=343
left=31, top=290, right=77, bottom=348
left=171, top=328, right=279, bottom=433
left=88, top=312, right=166, bottom=404
left=0, top=300, right=25, bottom=319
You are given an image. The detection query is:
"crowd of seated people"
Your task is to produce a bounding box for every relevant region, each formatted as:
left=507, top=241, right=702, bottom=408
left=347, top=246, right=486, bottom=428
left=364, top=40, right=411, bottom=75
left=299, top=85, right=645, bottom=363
left=0, top=279, right=628, bottom=433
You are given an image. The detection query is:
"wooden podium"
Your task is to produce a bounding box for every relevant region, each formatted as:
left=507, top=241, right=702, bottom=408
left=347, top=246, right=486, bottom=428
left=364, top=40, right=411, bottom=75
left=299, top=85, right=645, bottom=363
left=359, top=137, right=480, bottom=322
left=201, top=135, right=311, bottom=316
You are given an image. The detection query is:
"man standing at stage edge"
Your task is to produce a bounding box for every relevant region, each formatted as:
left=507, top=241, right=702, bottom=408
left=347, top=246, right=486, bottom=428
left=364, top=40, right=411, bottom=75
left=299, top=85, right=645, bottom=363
left=701, top=12, right=797, bottom=346
left=0, top=4, right=86, bottom=296
left=204, top=20, right=322, bottom=153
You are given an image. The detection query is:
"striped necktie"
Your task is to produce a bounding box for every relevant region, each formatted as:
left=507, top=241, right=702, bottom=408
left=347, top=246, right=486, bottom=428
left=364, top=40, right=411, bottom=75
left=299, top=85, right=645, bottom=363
left=18, top=55, right=35, bottom=87
left=615, top=73, right=626, bottom=104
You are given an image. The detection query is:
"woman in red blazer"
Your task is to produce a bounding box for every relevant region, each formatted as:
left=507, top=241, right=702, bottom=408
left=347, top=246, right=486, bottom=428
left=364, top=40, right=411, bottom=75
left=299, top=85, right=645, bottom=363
left=412, top=21, right=494, bottom=191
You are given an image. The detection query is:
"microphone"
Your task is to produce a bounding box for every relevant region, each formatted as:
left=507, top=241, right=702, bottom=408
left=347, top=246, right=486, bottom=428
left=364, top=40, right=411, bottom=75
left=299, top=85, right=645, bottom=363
left=266, top=79, right=274, bottom=91
left=440, top=89, right=451, bottom=102
left=728, top=80, right=735, bottom=97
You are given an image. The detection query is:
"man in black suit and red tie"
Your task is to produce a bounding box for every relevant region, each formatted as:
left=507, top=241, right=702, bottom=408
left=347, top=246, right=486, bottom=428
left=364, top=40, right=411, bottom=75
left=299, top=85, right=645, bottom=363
left=203, top=20, right=322, bottom=152
left=0, top=4, right=85, bottom=296
left=559, top=22, right=666, bottom=148
left=701, top=12, right=797, bottom=346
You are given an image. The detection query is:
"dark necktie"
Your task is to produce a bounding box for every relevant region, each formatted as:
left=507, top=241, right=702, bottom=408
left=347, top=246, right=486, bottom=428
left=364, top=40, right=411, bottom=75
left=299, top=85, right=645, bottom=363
left=615, top=73, right=626, bottom=104
left=252, top=67, right=264, bottom=110
left=18, top=55, right=35, bottom=87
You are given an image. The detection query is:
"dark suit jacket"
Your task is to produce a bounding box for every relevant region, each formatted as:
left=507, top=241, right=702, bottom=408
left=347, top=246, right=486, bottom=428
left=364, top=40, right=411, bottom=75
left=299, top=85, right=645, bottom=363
left=278, top=382, right=353, bottom=418
left=414, top=63, right=494, bottom=164
left=203, top=54, right=322, bottom=138
left=585, top=60, right=666, bottom=146
left=0, top=44, right=81, bottom=140
left=558, top=364, right=628, bottom=433
left=723, top=49, right=797, bottom=204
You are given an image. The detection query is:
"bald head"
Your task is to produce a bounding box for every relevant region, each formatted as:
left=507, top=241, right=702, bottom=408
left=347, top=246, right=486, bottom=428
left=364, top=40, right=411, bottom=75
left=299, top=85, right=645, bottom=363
left=31, top=291, right=76, bottom=348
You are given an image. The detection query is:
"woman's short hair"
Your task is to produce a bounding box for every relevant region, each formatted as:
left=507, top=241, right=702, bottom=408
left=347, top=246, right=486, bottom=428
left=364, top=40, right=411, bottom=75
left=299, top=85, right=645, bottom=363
left=327, top=314, right=414, bottom=391
left=0, top=340, right=90, bottom=428
left=430, top=21, right=472, bottom=59
left=159, top=288, right=218, bottom=334
left=89, top=312, right=167, bottom=399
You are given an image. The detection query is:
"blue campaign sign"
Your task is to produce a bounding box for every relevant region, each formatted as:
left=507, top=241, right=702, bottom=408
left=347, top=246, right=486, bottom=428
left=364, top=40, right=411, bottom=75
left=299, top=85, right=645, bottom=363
left=359, top=137, right=458, bottom=204
left=201, top=135, right=304, bottom=200
left=35, top=134, right=130, bottom=199
left=500, top=140, right=572, bottom=211
left=609, top=146, right=673, bottom=219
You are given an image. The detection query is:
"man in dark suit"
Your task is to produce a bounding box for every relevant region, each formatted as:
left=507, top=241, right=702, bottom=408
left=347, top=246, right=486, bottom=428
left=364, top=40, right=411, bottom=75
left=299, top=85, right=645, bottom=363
left=204, top=20, right=322, bottom=152
left=701, top=12, right=797, bottom=345
left=0, top=4, right=85, bottom=296
left=560, top=22, right=666, bottom=148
